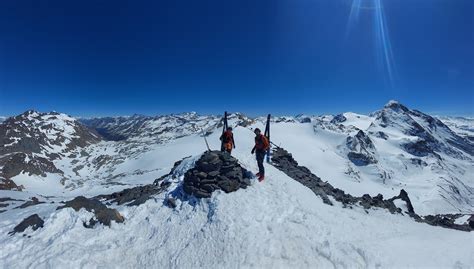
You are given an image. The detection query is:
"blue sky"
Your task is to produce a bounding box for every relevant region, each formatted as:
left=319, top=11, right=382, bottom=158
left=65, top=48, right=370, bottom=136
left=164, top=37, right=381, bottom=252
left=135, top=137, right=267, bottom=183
left=0, top=0, right=472, bottom=117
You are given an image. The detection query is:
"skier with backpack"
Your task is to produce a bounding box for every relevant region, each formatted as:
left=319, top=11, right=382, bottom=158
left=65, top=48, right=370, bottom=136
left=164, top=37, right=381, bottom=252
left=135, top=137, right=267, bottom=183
left=251, top=128, right=270, bottom=182
left=220, top=127, right=235, bottom=154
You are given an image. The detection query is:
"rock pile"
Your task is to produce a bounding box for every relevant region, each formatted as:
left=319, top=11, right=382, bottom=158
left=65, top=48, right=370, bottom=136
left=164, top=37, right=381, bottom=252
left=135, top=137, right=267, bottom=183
left=183, top=151, right=251, bottom=198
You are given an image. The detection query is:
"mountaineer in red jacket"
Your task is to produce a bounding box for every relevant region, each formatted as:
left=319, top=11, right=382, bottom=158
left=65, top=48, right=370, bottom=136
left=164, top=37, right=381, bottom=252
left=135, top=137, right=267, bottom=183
left=251, top=128, right=270, bottom=182
left=220, top=127, right=235, bottom=154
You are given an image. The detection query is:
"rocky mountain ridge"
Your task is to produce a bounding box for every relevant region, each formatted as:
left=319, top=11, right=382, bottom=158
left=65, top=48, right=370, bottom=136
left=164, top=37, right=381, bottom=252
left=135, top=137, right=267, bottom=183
left=80, top=112, right=253, bottom=142
left=0, top=111, right=101, bottom=190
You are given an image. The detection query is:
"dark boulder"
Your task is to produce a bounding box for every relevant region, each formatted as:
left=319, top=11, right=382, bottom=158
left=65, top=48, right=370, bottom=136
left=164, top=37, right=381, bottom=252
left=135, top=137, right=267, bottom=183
left=9, top=214, right=44, bottom=235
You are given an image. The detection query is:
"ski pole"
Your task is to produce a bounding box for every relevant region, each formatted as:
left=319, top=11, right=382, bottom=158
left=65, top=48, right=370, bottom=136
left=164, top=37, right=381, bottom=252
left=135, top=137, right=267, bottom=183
left=201, top=128, right=211, bottom=152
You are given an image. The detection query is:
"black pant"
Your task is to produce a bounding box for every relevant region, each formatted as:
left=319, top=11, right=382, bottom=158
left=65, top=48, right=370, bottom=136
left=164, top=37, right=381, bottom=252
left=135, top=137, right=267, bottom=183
left=256, top=150, right=265, bottom=176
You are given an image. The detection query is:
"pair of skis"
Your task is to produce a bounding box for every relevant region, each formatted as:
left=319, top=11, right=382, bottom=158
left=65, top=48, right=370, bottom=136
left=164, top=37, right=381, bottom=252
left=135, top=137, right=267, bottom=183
left=264, top=114, right=271, bottom=163
left=221, top=111, right=229, bottom=152
left=218, top=111, right=271, bottom=163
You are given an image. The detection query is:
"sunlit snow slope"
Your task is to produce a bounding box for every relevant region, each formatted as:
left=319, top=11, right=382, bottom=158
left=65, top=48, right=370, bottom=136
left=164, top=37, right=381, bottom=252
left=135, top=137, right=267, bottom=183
left=0, top=127, right=472, bottom=268
left=0, top=102, right=473, bottom=268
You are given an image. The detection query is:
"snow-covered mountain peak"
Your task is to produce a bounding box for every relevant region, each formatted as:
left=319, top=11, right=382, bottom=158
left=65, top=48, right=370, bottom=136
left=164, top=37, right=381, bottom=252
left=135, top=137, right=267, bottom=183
left=20, top=109, right=39, bottom=117
left=385, top=99, right=400, bottom=106
left=383, top=99, right=410, bottom=112
left=369, top=101, right=473, bottom=158
left=3, top=110, right=99, bottom=150
left=0, top=111, right=101, bottom=187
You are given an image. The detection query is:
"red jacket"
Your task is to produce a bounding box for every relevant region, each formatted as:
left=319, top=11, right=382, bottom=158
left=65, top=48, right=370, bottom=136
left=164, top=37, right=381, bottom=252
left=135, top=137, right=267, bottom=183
left=220, top=130, right=235, bottom=146
left=254, top=134, right=270, bottom=151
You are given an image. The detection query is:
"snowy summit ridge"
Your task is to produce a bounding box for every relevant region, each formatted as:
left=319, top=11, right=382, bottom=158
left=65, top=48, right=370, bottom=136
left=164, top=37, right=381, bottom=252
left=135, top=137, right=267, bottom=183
left=0, top=101, right=473, bottom=268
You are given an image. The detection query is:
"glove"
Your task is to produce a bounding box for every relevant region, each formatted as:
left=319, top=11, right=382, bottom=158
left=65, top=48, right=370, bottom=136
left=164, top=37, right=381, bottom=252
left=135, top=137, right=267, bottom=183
left=251, top=148, right=255, bottom=154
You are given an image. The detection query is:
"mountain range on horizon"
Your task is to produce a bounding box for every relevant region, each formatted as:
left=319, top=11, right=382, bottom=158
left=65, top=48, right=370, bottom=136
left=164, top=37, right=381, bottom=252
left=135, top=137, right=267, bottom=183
left=1, top=100, right=473, bottom=212
left=0, top=100, right=473, bottom=268
left=2, top=105, right=473, bottom=123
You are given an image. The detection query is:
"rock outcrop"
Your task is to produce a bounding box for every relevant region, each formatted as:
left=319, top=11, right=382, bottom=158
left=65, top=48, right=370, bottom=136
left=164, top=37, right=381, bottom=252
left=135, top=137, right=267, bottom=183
left=183, top=151, right=251, bottom=198
left=97, top=181, right=172, bottom=207
left=9, top=214, right=44, bottom=235
left=57, top=196, right=124, bottom=228
left=346, top=130, right=377, bottom=166
left=15, top=197, right=44, bottom=209
left=271, top=146, right=472, bottom=231
left=331, top=114, right=347, bottom=124
left=388, top=189, right=415, bottom=215
left=96, top=158, right=186, bottom=206
left=422, top=214, right=473, bottom=232
left=0, top=178, right=22, bottom=191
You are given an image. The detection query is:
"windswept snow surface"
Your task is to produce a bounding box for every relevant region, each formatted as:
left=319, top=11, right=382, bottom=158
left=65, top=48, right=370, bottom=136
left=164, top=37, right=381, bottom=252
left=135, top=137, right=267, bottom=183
left=0, top=127, right=472, bottom=268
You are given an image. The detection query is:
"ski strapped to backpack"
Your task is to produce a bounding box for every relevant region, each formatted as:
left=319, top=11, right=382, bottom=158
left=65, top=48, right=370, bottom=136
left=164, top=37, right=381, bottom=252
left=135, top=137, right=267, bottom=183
left=264, top=114, right=271, bottom=163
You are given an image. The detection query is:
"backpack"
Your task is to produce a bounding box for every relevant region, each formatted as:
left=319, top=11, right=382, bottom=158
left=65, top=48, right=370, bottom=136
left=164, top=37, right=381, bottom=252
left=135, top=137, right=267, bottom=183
left=222, top=131, right=233, bottom=143
left=256, top=134, right=270, bottom=150
left=261, top=135, right=270, bottom=150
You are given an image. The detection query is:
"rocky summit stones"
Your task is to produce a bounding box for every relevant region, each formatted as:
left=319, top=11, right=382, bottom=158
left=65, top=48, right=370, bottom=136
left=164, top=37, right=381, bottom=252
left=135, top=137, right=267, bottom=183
left=183, top=151, right=251, bottom=198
